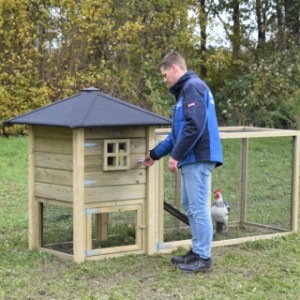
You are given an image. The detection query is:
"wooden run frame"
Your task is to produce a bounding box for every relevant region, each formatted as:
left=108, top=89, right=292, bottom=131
left=155, top=126, right=300, bottom=252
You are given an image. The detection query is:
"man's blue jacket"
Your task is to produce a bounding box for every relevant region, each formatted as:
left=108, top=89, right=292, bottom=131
left=150, top=70, right=223, bottom=168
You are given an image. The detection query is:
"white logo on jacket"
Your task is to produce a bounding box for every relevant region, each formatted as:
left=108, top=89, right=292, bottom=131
left=209, top=91, right=215, bottom=104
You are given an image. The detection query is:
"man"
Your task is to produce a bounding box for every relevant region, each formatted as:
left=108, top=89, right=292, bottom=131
left=144, top=51, right=223, bottom=273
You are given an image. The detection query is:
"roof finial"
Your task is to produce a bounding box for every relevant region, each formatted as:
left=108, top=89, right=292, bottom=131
left=81, top=87, right=100, bottom=92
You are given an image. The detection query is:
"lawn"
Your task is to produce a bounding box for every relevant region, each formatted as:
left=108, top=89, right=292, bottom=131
left=0, top=136, right=300, bottom=300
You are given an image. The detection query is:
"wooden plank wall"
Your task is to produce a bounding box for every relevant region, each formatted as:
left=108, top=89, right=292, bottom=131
left=33, top=126, right=73, bottom=203
left=84, top=127, right=147, bottom=204
left=32, top=126, right=148, bottom=205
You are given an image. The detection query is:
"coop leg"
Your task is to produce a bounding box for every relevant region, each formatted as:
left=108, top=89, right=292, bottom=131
left=96, top=213, right=108, bottom=241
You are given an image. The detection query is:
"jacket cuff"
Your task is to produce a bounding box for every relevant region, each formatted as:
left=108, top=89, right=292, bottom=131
left=149, top=149, right=160, bottom=160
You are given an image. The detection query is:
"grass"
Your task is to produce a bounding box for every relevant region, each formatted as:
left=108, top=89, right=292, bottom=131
left=1, top=136, right=300, bottom=300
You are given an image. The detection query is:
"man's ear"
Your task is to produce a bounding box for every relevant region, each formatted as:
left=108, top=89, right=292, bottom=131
left=171, top=63, right=179, bottom=73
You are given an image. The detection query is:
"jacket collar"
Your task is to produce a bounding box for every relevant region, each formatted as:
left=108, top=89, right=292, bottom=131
left=169, top=70, right=197, bottom=100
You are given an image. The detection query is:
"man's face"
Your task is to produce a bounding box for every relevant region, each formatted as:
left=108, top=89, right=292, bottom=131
left=160, top=65, right=179, bottom=87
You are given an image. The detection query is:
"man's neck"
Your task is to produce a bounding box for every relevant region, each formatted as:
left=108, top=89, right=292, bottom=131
left=174, top=70, right=188, bottom=85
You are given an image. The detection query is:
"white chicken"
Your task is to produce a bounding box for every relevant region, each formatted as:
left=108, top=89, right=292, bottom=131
left=211, top=189, right=230, bottom=237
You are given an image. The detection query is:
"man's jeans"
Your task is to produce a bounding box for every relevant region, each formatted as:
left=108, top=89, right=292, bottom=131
left=181, top=162, right=215, bottom=259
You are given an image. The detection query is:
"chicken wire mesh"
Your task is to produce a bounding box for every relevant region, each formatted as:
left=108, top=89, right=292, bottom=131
left=42, top=204, right=73, bottom=254
left=163, top=137, right=293, bottom=242
left=91, top=211, right=137, bottom=249
left=42, top=204, right=138, bottom=254
left=246, top=137, right=292, bottom=229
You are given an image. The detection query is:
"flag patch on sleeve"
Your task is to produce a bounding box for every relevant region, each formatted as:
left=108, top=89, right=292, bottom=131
left=187, top=102, right=196, bottom=107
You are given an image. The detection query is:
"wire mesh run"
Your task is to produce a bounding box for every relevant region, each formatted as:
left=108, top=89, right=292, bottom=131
left=163, top=137, right=293, bottom=242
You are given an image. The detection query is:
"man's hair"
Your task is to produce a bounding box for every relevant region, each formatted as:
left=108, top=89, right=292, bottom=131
left=159, top=51, right=187, bottom=71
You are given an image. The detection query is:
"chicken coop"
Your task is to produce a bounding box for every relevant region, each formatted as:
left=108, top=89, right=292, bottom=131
left=154, top=126, right=299, bottom=253
left=4, top=87, right=171, bottom=262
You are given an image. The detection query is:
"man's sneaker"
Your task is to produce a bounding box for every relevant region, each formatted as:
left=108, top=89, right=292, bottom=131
left=171, top=249, right=199, bottom=264
left=177, top=257, right=212, bottom=273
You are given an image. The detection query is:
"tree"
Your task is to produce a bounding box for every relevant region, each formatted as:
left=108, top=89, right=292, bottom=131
left=256, top=0, right=267, bottom=49
left=197, top=0, right=208, bottom=78
left=1, top=0, right=300, bottom=134
left=275, top=0, right=285, bottom=49
left=0, top=0, right=52, bottom=131
left=284, top=0, right=300, bottom=46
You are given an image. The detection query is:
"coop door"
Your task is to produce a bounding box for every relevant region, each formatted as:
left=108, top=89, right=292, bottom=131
left=85, top=205, right=143, bottom=257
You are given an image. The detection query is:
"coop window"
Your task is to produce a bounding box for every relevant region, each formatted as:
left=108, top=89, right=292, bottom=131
left=104, top=139, right=130, bottom=171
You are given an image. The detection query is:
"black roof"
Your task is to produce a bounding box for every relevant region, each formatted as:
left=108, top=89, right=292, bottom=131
left=4, top=87, right=171, bottom=128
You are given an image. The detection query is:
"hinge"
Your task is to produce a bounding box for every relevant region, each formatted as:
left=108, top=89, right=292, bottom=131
left=137, top=158, right=145, bottom=164
left=85, top=208, right=101, bottom=216
left=156, top=242, right=172, bottom=252
left=84, top=180, right=96, bottom=186
left=84, top=142, right=99, bottom=148
left=85, top=249, right=101, bottom=257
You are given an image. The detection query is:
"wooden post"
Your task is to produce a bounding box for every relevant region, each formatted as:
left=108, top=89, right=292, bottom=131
left=240, top=138, right=249, bottom=225
left=28, top=126, right=42, bottom=250
left=291, top=134, right=299, bottom=232
left=145, top=126, right=158, bottom=254
left=158, top=157, right=164, bottom=244
left=73, top=128, right=85, bottom=262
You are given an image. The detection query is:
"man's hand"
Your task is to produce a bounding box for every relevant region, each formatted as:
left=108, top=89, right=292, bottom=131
left=168, top=157, right=178, bottom=173
left=143, top=154, right=155, bottom=167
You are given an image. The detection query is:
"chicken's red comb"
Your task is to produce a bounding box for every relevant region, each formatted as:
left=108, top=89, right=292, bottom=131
left=214, top=189, right=222, bottom=194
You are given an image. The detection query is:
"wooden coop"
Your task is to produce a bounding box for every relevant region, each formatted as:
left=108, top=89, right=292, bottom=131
left=4, top=87, right=171, bottom=262
left=154, top=126, right=299, bottom=253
